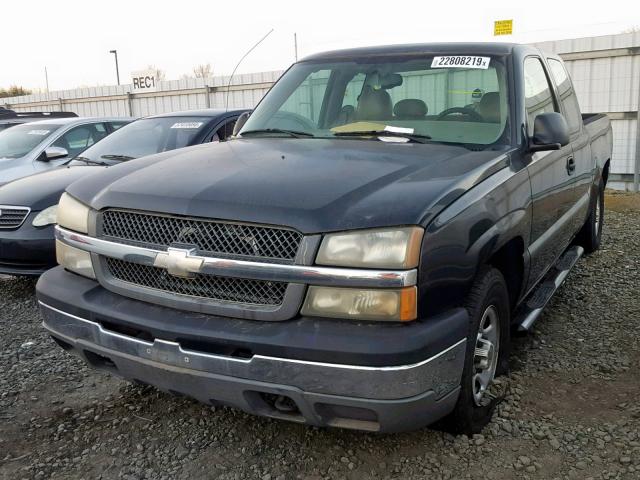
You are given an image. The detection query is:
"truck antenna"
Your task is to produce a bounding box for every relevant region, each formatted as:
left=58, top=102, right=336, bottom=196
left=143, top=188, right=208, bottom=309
left=225, top=28, right=274, bottom=113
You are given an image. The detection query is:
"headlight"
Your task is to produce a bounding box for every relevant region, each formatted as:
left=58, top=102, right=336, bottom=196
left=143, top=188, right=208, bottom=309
left=32, top=205, right=58, bottom=227
left=301, top=286, right=417, bottom=321
left=316, top=227, right=423, bottom=269
left=55, top=240, right=95, bottom=279
left=57, top=193, right=89, bottom=233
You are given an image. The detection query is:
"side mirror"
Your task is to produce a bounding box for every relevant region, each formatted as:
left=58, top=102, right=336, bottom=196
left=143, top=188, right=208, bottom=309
left=529, top=112, right=570, bottom=153
left=232, top=111, right=251, bottom=137
left=42, top=146, right=69, bottom=161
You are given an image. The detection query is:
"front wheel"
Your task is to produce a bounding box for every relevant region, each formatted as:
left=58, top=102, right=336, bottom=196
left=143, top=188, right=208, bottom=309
left=441, top=266, right=510, bottom=435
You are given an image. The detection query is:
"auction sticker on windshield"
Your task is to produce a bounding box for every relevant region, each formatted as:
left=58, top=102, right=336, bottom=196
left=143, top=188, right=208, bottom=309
left=170, top=122, right=203, bottom=129
left=27, top=130, right=51, bottom=135
left=431, top=56, right=490, bottom=69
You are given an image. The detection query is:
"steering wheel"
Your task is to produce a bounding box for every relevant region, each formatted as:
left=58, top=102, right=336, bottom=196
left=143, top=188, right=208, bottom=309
left=436, top=107, right=483, bottom=122
left=270, top=111, right=317, bottom=131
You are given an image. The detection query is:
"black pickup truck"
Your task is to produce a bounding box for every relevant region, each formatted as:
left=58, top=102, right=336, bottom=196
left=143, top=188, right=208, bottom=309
left=37, top=43, right=612, bottom=434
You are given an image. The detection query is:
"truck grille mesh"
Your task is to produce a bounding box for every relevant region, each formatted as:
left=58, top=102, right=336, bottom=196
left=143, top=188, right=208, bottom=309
left=101, top=210, right=302, bottom=262
left=0, top=207, right=30, bottom=229
left=105, top=257, right=288, bottom=306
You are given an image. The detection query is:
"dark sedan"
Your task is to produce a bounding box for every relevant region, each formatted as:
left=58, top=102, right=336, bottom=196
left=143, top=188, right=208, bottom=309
left=0, top=108, right=247, bottom=275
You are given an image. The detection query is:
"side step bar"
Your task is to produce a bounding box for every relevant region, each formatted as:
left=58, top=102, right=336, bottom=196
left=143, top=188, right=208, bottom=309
left=514, top=245, right=584, bottom=332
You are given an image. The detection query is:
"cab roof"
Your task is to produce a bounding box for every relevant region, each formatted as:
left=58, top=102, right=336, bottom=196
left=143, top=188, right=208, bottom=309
left=300, top=42, right=525, bottom=62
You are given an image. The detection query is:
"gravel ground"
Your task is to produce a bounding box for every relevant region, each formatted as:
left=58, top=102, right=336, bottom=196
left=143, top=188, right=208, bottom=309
left=1, top=192, right=639, bottom=480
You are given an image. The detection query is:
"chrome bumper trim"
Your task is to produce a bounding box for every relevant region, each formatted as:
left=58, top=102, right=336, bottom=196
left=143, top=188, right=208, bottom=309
left=55, top=226, right=417, bottom=288
left=41, top=301, right=466, bottom=400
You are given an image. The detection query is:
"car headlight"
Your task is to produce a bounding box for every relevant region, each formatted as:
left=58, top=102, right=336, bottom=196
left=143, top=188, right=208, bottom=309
left=316, top=226, right=423, bottom=269
left=57, top=193, right=89, bottom=234
left=32, top=205, right=58, bottom=227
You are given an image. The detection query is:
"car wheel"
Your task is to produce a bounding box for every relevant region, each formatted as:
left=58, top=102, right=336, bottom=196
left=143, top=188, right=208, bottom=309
left=442, top=266, right=510, bottom=435
left=577, top=177, right=605, bottom=254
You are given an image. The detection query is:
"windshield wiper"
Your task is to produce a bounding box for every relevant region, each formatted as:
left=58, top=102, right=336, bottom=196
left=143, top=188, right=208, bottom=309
left=333, top=130, right=432, bottom=144
left=240, top=128, right=314, bottom=138
left=71, top=156, right=108, bottom=166
left=101, top=154, right=136, bottom=161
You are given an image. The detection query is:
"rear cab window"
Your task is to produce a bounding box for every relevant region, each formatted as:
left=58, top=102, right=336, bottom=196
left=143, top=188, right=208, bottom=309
left=547, top=58, right=582, bottom=134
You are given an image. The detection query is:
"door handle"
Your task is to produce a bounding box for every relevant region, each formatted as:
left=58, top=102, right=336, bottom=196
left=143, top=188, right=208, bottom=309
left=566, top=156, right=575, bottom=175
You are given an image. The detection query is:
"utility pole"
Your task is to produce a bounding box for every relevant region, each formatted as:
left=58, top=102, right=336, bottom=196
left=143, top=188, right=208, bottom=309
left=109, top=50, right=120, bottom=85
left=294, top=33, right=298, bottom=62
left=44, top=66, right=49, bottom=92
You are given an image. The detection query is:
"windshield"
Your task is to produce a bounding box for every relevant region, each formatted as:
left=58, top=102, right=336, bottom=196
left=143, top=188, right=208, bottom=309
left=69, top=116, right=210, bottom=165
left=0, top=122, right=63, bottom=159
left=241, top=55, right=510, bottom=147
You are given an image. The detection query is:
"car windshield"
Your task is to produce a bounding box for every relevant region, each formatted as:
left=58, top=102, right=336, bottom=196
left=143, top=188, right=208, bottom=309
left=68, top=116, right=210, bottom=165
left=241, top=54, right=510, bottom=147
left=0, top=122, right=63, bottom=159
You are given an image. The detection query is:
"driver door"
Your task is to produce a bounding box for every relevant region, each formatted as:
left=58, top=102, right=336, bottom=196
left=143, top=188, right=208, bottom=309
left=524, top=57, right=576, bottom=290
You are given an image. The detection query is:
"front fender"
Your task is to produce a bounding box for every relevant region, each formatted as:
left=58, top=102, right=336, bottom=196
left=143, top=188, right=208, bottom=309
left=417, top=162, right=532, bottom=318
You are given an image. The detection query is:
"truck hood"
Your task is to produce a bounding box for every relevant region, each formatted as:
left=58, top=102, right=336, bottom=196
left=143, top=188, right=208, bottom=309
left=0, top=165, right=105, bottom=211
left=68, top=139, right=509, bottom=233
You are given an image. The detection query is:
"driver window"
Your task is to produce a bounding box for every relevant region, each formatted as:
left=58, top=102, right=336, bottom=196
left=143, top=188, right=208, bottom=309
left=53, top=124, right=107, bottom=157
left=342, top=73, right=366, bottom=108
left=523, top=58, right=558, bottom=136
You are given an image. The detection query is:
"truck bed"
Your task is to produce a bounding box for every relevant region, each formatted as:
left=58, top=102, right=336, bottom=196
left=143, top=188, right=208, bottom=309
left=583, top=113, right=612, bottom=170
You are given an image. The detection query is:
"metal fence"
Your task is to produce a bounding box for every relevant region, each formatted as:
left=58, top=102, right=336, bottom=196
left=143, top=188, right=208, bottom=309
left=3, top=32, right=640, bottom=190
left=2, top=71, right=283, bottom=117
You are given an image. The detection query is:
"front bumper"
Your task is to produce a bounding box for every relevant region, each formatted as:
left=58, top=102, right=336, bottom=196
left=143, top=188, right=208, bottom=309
left=0, top=218, right=56, bottom=276
left=37, top=267, right=468, bottom=432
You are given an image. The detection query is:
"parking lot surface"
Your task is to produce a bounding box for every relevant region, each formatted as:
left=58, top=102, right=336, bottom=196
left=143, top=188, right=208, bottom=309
left=1, top=193, right=639, bottom=480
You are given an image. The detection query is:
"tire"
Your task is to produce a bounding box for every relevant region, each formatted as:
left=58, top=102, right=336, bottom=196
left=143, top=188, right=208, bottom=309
left=576, top=178, right=605, bottom=254
left=441, top=266, right=510, bottom=435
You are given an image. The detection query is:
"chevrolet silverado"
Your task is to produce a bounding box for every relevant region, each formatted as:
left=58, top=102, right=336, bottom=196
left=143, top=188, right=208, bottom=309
left=37, top=43, right=612, bottom=434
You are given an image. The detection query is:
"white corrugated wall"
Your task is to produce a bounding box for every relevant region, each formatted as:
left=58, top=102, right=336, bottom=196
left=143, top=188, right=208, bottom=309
left=2, top=71, right=283, bottom=117
left=534, top=32, right=640, bottom=190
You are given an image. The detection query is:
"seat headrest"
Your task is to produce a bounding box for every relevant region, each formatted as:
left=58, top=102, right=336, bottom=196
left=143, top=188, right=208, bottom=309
left=356, top=86, right=392, bottom=120
left=393, top=99, right=428, bottom=119
left=478, top=92, right=500, bottom=123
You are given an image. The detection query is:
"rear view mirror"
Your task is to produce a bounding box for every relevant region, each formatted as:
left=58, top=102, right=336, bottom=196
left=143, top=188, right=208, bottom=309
left=42, top=146, right=69, bottom=161
left=529, top=112, right=570, bottom=153
left=380, top=73, right=403, bottom=89
left=233, top=112, right=251, bottom=137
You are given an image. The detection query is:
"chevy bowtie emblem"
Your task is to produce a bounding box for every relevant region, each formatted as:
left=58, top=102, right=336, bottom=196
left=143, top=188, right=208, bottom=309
left=153, top=248, right=204, bottom=278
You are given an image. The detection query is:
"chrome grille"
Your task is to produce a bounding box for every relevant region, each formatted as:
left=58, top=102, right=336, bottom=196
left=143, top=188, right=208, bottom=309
left=105, top=257, right=288, bottom=306
left=0, top=206, right=30, bottom=229
left=101, top=210, right=302, bottom=262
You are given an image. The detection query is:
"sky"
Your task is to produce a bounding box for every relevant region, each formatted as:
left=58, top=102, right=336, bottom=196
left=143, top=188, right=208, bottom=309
left=2, top=0, right=639, bottom=92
